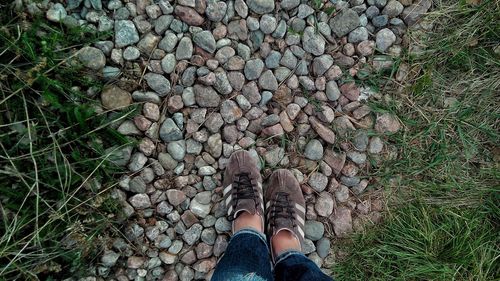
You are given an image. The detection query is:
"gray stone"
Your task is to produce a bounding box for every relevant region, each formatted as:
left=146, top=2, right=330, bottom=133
left=316, top=238, right=330, bottom=258
left=193, top=31, right=216, bottom=53
left=326, top=80, right=341, bottom=101
left=297, top=4, right=314, bottom=18
left=220, top=100, right=242, bottom=123
left=247, top=17, right=260, bottom=31
left=168, top=240, right=183, bottom=254
left=123, top=46, right=140, bottom=61
left=182, top=66, right=197, bottom=86
left=216, top=46, right=236, bottom=64
left=205, top=113, right=224, bottom=133
left=101, top=250, right=120, bottom=267
left=167, top=140, right=186, bottom=161
left=215, top=217, right=231, bottom=233
left=315, top=191, right=334, bottom=217
left=160, top=118, right=183, bottom=142
left=46, top=3, right=67, bottom=22
left=353, top=130, right=369, bottom=151
left=366, top=6, right=380, bottom=19
left=376, top=28, right=396, bottom=52
left=115, top=20, right=140, bottom=48
left=235, top=0, right=248, bottom=17
left=258, top=70, right=278, bottom=90
left=161, top=54, right=176, bottom=74
left=194, top=85, right=221, bottom=107
left=78, top=47, right=105, bottom=70
left=129, top=177, right=146, bottom=193
left=329, top=9, right=360, bottom=37
left=101, top=85, right=131, bottom=110
left=67, top=0, right=83, bottom=9
left=199, top=166, right=216, bottom=176
left=264, top=147, right=284, bottom=166
left=260, top=15, right=277, bottom=34
left=302, top=27, right=325, bottom=56
left=401, top=0, right=431, bottom=26
left=183, top=224, right=203, bottom=245
left=265, top=51, right=281, bottom=69
left=144, top=73, right=171, bottom=96
left=340, top=176, right=361, bottom=187
left=206, top=133, right=222, bottom=158
left=304, top=139, right=324, bottom=161
left=214, top=71, right=233, bottom=95
left=348, top=27, right=368, bottom=43
left=247, top=0, right=275, bottom=14
left=335, top=185, right=349, bottom=202
left=260, top=91, right=273, bottom=106
left=158, top=31, right=178, bottom=52
left=159, top=252, right=177, bottom=265
left=244, top=59, right=264, bottom=80
left=383, top=0, right=404, bottom=17
left=89, top=0, right=102, bottom=10
left=372, top=15, right=389, bottom=27
left=368, top=137, right=384, bottom=154
left=206, top=0, right=227, bottom=22
left=190, top=198, right=212, bottom=218
left=201, top=228, right=217, bottom=245
left=280, top=49, right=298, bottom=69
left=186, top=139, right=203, bottom=155
left=305, top=220, right=324, bottom=241
left=176, top=37, right=193, bottom=60
left=128, top=152, right=147, bottom=172
left=129, top=194, right=151, bottom=209
left=249, top=30, right=264, bottom=51
left=155, top=15, right=173, bottom=34
left=303, top=239, right=316, bottom=254
left=312, top=55, right=334, bottom=76
left=308, top=172, right=328, bottom=192
left=261, top=114, right=280, bottom=127
left=347, top=151, right=367, bottom=165
left=272, top=20, right=287, bottom=38
left=375, top=0, right=387, bottom=8
left=280, top=0, right=299, bottom=10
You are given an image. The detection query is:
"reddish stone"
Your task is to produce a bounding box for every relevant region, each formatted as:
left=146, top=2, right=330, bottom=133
left=261, top=124, right=284, bottom=137
left=174, top=6, right=204, bottom=26
left=309, top=116, right=336, bottom=144
left=340, top=82, right=360, bottom=101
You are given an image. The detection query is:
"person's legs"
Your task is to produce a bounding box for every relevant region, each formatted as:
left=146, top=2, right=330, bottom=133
left=212, top=150, right=273, bottom=281
left=265, top=169, right=333, bottom=281
left=212, top=228, right=273, bottom=281
left=274, top=250, right=333, bottom=281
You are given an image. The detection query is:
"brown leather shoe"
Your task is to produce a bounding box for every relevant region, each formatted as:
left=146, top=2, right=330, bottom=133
left=265, top=169, right=306, bottom=261
left=223, top=150, right=264, bottom=233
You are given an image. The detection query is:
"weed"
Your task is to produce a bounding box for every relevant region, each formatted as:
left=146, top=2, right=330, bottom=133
left=332, top=0, right=500, bottom=280
left=0, top=12, right=132, bottom=280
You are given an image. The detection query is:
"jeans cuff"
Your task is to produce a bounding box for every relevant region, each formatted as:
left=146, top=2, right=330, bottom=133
left=274, top=250, right=305, bottom=265
left=232, top=228, right=268, bottom=246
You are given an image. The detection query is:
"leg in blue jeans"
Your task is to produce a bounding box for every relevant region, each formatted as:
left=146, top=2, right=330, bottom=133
left=212, top=228, right=273, bottom=281
left=274, top=250, right=334, bottom=281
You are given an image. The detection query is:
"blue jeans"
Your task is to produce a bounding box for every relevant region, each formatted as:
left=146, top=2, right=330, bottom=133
left=212, top=228, right=333, bottom=281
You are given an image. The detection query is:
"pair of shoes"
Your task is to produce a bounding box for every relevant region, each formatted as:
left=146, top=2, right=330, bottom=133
left=223, top=150, right=306, bottom=262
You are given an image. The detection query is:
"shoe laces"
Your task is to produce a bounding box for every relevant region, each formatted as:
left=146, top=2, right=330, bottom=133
left=227, top=172, right=258, bottom=221
left=269, top=192, right=296, bottom=227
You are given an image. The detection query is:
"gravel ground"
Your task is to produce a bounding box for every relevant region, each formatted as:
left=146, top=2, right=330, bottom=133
left=29, top=0, right=430, bottom=279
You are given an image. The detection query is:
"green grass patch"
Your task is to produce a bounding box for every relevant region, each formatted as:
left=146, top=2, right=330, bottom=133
left=333, top=0, right=500, bottom=280
left=0, top=12, right=132, bottom=280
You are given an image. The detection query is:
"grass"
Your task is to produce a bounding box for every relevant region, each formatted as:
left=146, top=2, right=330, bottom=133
left=333, top=0, right=500, bottom=280
left=0, top=11, right=134, bottom=280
